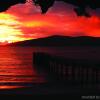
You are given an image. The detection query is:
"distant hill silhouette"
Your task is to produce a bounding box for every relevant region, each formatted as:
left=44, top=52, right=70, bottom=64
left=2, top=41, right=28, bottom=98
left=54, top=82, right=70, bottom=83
left=7, top=35, right=100, bottom=46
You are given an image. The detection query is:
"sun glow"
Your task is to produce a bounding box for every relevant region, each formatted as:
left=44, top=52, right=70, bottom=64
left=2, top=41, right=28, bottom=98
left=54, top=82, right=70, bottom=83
left=0, top=13, right=26, bottom=44
left=23, top=21, right=54, bottom=27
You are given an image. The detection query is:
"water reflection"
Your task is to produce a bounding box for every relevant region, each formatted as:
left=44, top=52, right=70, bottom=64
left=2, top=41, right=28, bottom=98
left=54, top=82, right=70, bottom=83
left=0, top=46, right=100, bottom=92
left=0, top=86, right=25, bottom=90
left=0, top=46, right=45, bottom=89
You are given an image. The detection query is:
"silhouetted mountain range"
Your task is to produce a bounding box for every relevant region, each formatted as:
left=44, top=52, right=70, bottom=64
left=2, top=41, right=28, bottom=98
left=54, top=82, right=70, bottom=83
left=7, top=35, right=100, bottom=46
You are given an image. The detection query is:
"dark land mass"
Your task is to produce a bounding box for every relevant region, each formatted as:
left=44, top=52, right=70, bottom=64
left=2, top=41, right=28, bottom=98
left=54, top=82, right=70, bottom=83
left=7, top=35, right=100, bottom=46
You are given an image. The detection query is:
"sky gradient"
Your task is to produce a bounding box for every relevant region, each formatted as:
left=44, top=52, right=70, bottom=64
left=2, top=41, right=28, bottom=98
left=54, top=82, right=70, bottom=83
left=0, top=1, right=100, bottom=43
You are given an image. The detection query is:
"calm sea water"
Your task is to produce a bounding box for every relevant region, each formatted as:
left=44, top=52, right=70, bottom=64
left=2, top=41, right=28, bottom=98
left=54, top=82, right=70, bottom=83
left=0, top=46, right=100, bottom=90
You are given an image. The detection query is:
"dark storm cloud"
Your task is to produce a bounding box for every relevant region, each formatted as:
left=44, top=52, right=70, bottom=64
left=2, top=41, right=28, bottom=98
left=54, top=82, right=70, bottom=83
left=0, top=0, right=25, bottom=12
left=33, top=0, right=100, bottom=17
left=0, top=0, right=99, bottom=17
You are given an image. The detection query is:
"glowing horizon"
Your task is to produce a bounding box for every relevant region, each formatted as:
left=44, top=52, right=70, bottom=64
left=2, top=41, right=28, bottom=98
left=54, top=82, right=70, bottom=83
left=0, top=1, right=99, bottom=44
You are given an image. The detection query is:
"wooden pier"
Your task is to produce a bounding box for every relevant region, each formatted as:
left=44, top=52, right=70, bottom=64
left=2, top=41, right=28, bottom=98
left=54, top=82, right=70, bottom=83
left=33, top=52, right=100, bottom=88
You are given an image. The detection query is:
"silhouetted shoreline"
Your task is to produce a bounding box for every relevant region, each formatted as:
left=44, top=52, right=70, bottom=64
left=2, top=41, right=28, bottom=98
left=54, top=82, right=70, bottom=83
left=6, top=35, right=100, bottom=46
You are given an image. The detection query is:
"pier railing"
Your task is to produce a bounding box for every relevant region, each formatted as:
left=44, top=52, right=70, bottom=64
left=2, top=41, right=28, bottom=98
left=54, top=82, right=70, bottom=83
left=33, top=52, right=100, bottom=87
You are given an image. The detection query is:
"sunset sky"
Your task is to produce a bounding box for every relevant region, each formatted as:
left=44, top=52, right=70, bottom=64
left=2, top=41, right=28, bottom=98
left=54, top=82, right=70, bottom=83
left=0, top=0, right=100, bottom=43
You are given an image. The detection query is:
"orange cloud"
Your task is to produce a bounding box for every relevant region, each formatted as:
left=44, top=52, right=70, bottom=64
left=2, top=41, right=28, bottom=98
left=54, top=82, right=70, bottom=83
left=0, top=13, right=25, bottom=43
left=0, top=1, right=100, bottom=43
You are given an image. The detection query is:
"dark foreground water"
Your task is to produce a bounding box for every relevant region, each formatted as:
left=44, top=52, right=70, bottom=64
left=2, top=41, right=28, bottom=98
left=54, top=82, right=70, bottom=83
left=0, top=46, right=100, bottom=95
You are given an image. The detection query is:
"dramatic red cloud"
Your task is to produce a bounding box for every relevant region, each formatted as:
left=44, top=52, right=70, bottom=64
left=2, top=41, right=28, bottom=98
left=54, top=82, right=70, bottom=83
left=0, top=1, right=99, bottom=43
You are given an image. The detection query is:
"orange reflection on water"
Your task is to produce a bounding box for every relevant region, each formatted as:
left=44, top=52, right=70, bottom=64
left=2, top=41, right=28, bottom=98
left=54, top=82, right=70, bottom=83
left=0, top=85, right=25, bottom=90
left=0, top=46, right=45, bottom=89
